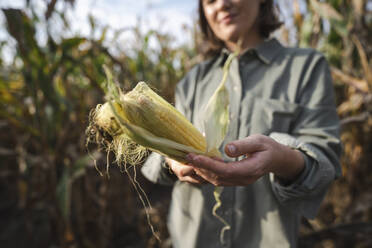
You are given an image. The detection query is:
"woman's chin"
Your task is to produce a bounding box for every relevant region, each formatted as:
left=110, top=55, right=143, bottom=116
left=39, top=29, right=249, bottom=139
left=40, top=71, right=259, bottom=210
left=217, top=26, right=246, bottom=44
left=221, top=34, right=242, bottom=46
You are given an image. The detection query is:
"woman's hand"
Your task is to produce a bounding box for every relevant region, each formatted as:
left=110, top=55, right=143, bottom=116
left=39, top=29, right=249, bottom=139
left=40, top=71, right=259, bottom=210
left=185, top=134, right=305, bottom=186
left=165, top=158, right=207, bottom=185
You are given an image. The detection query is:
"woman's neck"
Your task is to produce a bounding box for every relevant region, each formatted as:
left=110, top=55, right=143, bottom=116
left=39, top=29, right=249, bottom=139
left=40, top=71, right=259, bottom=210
left=224, top=32, right=264, bottom=54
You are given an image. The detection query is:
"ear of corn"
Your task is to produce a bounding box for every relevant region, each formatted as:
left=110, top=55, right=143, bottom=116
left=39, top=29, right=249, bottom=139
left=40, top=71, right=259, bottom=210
left=88, top=48, right=239, bottom=165
left=88, top=79, right=221, bottom=166
left=121, top=82, right=208, bottom=152
left=88, top=52, right=238, bottom=243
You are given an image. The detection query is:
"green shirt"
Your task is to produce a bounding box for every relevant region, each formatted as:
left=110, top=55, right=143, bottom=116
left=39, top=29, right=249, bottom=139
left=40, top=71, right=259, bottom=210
left=141, top=38, right=341, bottom=248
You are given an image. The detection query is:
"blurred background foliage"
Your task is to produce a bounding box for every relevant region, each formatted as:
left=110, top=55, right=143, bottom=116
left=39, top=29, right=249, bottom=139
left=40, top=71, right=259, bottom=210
left=0, top=0, right=371, bottom=247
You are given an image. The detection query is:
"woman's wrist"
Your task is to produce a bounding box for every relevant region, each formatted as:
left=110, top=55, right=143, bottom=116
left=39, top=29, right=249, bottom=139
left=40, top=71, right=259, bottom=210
left=271, top=143, right=305, bottom=182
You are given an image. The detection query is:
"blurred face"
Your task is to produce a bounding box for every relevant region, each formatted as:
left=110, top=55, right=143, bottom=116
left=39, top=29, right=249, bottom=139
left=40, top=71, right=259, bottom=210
left=202, top=0, right=263, bottom=49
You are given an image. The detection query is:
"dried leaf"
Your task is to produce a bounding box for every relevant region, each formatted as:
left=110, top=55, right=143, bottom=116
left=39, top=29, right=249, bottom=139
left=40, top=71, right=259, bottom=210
left=293, top=0, right=303, bottom=29
left=310, top=0, right=348, bottom=37
left=310, top=0, right=343, bottom=21
left=337, top=94, right=364, bottom=115
left=331, top=67, right=369, bottom=93
left=351, top=35, right=372, bottom=88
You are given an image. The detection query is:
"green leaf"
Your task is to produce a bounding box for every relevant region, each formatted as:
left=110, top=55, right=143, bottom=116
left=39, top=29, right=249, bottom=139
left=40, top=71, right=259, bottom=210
left=330, top=19, right=348, bottom=37
left=56, top=155, right=89, bottom=220
left=56, top=169, right=70, bottom=220
left=98, top=26, right=108, bottom=44
left=103, top=65, right=121, bottom=100
left=61, top=37, right=86, bottom=50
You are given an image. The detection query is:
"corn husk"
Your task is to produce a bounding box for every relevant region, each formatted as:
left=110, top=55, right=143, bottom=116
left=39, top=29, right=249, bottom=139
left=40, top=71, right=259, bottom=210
left=88, top=70, right=221, bottom=166
left=203, top=53, right=236, bottom=153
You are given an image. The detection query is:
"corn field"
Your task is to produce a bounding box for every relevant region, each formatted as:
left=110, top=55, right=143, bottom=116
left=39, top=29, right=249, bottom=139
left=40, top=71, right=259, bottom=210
left=0, top=0, right=371, bottom=247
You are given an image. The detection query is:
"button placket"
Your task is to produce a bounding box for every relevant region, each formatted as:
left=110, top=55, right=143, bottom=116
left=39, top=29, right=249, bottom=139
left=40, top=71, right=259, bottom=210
left=228, top=57, right=243, bottom=141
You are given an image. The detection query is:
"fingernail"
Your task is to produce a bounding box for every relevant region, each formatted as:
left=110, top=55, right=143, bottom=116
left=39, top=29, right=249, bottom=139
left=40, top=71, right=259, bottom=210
left=185, top=154, right=194, bottom=162
left=227, top=144, right=236, bottom=155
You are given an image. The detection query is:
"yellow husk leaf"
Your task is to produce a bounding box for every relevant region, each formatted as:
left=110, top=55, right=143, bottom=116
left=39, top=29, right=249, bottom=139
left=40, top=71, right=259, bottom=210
left=203, top=52, right=235, bottom=153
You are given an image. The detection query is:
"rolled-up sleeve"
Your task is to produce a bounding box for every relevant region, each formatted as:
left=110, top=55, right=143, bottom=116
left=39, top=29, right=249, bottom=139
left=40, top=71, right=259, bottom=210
left=141, top=152, right=177, bottom=185
left=268, top=54, right=342, bottom=219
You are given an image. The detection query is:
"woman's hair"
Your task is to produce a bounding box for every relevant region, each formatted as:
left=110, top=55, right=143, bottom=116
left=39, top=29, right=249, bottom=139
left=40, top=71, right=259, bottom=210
left=198, top=0, right=283, bottom=57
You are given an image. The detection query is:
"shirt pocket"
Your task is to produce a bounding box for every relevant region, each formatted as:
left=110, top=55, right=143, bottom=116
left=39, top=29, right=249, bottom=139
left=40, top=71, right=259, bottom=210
left=247, top=98, right=299, bottom=135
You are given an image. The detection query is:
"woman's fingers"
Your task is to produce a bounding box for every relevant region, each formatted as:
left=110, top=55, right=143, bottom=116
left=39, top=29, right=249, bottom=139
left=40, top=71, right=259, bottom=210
left=169, top=160, right=194, bottom=176
left=182, top=174, right=207, bottom=184
left=186, top=154, right=229, bottom=175
left=186, top=152, right=264, bottom=186
left=179, top=166, right=196, bottom=177
left=166, top=158, right=206, bottom=184
left=186, top=154, right=238, bottom=186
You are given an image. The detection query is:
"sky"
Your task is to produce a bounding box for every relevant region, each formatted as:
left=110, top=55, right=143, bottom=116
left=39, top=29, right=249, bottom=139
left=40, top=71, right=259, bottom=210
left=0, top=0, right=199, bottom=64
left=2, top=0, right=372, bottom=64
left=0, top=0, right=197, bottom=30
left=66, top=0, right=197, bottom=38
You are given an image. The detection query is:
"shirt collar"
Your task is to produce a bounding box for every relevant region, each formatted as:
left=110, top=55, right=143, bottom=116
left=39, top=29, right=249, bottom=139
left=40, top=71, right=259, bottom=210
left=253, top=38, right=283, bottom=64
left=217, top=38, right=283, bottom=66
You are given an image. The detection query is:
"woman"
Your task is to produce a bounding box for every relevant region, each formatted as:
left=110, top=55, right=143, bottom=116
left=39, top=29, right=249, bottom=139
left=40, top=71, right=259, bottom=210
left=142, top=0, right=341, bottom=247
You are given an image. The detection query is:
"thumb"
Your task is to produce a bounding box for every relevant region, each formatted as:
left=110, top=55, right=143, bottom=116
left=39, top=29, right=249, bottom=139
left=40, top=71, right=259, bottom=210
left=225, top=136, right=264, bottom=157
